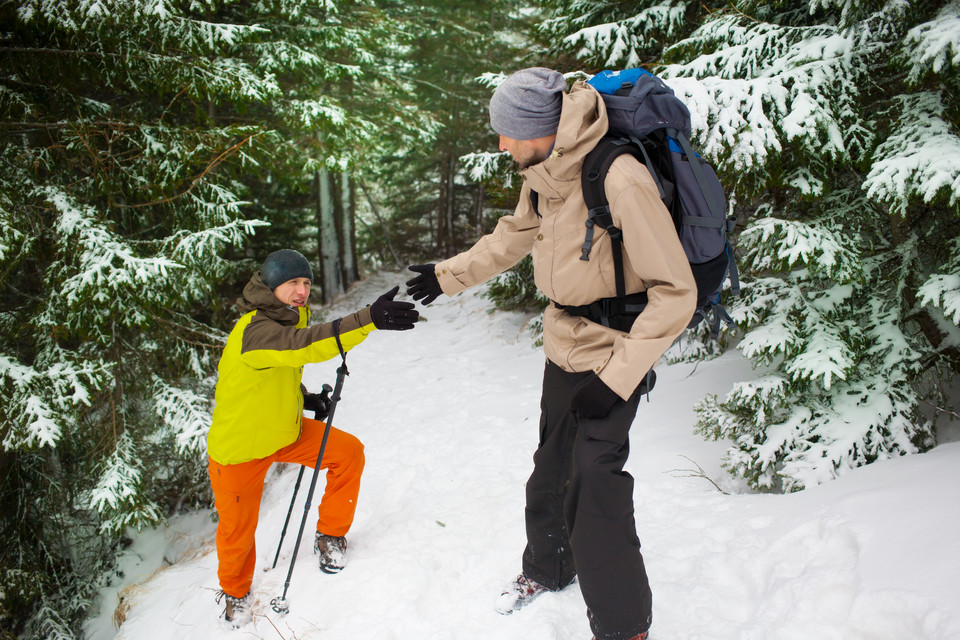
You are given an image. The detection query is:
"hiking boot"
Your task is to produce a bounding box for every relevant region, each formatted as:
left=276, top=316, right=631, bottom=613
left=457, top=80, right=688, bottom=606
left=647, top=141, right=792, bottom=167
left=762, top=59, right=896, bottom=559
left=591, top=635, right=648, bottom=640
left=495, top=574, right=549, bottom=615
left=216, top=590, right=252, bottom=627
left=314, top=531, right=347, bottom=574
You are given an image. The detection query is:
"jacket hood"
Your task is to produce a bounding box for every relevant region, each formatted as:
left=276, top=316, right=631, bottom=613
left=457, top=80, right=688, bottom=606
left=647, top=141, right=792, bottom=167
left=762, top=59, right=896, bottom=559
left=520, top=81, right=608, bottom=199
left=236, top=272, right=303, bottom=325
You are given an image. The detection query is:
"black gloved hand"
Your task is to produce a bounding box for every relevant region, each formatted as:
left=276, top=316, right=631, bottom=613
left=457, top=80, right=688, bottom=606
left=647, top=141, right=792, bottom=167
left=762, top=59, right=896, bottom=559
left=405, top=264, right=442, bottom=305
left=369, top=286, right=419, bottom=331
left=570, top=374, right=623, bottom=419
left=302, top=383, right=333, bottom=421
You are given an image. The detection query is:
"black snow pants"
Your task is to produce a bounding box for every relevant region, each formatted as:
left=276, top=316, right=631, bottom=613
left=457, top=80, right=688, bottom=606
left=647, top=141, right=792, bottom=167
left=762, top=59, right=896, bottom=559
left=521, top=360, right=653, bottom=640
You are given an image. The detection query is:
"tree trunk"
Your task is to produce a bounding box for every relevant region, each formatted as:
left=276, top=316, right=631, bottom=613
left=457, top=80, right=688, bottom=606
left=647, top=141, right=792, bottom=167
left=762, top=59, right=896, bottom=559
left=340, top=174, right=360, bottom=288
left=436, top=162, right=447, bottom=255
left=332, top=173, right=347, bottom=290
left=359, top=179, right=403, bottom=269
left=474, top=181, right=485, bottom=235
left=446, top=154, right=456, bottom=253
left=316, top=168, right=342, bottom=304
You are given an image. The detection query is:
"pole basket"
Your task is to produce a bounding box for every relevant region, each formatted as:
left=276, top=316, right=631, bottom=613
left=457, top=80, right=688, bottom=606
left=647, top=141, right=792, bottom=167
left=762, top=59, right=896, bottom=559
left=270, top=596, right=289, bottom=614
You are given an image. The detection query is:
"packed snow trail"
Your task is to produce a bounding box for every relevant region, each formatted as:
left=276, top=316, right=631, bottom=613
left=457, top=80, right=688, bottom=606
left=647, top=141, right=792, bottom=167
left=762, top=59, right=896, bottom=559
left=90, top=270, right=960, bottom=640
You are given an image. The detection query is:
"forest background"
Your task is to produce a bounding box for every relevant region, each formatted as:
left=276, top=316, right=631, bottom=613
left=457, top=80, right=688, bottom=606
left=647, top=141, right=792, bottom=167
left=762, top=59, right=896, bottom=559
left=1, top=1, right=958, bottom=638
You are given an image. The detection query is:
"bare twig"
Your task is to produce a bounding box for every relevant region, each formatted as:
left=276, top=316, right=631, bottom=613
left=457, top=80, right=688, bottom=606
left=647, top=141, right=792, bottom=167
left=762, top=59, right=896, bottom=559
left=921, top=400, right=960, bottom=421
left=667, top=455, right=730, bottom=494
left=123, top=133, right=259, bottom=209
left=255, top=611, right=301, bottom=639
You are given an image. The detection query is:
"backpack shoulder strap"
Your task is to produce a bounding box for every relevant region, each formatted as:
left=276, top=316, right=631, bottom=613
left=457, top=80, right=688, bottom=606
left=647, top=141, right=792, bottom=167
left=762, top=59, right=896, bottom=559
left=668, top=129, right=724, bottom=224
left=529, top=190, right=541, bottom=218
left=581, top=137, right=645, bottom=298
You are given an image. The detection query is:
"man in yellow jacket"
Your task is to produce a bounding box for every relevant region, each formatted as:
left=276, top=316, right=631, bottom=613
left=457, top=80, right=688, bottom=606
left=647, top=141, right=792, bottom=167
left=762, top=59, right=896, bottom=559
left=406, top=69, right=696, bottom=640
left=208, top=249, right=418, bottom=626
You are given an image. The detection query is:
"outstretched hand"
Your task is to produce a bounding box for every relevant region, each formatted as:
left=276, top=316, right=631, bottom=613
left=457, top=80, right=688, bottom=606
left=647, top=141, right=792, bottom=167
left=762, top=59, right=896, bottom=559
left=370, top=286, right=419, bottom=331
left=406, top=264, right=442, bottom=305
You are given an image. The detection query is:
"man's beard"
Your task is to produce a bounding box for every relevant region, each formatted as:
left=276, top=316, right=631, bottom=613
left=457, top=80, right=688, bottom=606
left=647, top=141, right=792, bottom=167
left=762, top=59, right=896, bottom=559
left=516, top=148, right=549, bottom=170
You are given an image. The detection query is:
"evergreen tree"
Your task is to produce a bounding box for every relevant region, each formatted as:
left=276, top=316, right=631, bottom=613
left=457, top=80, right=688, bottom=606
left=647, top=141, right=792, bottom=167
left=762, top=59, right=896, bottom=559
left=0, top=1, right=422, bottom=635
left=527, top=0, right=960, bottom=491
left=361, top=0, right=533, bottom=263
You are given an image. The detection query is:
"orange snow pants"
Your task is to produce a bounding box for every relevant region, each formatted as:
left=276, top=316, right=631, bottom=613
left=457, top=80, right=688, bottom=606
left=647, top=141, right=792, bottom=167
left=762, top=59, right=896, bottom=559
left=208, top=418, right=364, bottom=598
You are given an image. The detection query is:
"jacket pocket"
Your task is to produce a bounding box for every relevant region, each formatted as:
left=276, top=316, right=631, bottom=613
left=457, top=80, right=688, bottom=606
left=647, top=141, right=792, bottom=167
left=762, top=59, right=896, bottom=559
left=579, top=389, right=642, bottom=446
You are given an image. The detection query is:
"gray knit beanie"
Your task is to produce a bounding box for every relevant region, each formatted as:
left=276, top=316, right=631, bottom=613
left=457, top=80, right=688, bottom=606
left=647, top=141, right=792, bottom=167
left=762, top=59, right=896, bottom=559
left=260, top=249, right=313, bottom=290
left=489, top=68, right=566, bottom=140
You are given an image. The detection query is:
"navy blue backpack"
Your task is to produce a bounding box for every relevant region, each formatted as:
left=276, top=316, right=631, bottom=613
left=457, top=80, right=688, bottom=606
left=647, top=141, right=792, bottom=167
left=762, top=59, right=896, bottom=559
left=580, top=68, right=740, bottom=338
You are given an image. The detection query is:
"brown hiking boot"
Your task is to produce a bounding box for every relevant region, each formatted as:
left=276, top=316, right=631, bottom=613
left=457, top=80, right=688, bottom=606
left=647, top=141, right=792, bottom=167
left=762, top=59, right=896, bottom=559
left=591, top=634, right=648, bottom=640
left=216, top=590, right=252, bottom=627
left=314, top=531, right=347, bottom=573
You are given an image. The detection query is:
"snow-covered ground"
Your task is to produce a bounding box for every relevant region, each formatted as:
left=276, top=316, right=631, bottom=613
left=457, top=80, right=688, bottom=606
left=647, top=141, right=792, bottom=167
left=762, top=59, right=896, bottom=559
left=86, top=270, right=960, bottom=640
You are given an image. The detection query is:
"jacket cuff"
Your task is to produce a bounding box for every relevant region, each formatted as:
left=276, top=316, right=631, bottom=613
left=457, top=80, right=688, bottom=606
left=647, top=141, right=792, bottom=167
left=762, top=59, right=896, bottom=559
left=340, top=306, right=376, bottom=333
left=597, top=361, right=638, bottom=402
left=435, top=260, right=469, bottom=296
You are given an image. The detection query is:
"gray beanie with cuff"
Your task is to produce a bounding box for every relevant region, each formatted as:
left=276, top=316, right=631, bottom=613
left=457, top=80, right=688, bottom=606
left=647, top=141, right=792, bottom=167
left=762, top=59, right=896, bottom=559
left=489, top=67, right=566, bottom=140
left=260, top=249, right=313, bottom=290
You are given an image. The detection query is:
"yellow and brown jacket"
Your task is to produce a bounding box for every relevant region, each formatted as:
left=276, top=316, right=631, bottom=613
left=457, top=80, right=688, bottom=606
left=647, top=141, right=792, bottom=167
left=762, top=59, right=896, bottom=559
left=207, top=273, right=375, bottom=465
left=435, top=81, right=697, bottom=400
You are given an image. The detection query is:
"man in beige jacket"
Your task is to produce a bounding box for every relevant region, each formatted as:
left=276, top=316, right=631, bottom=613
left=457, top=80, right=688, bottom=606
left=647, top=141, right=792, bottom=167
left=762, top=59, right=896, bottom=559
left=406, top=67, right=696, bottom=640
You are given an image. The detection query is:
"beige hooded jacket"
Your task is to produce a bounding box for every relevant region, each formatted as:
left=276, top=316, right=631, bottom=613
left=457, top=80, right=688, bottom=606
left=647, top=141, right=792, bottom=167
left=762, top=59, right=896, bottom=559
left=435, top=80, right=697, bottom=401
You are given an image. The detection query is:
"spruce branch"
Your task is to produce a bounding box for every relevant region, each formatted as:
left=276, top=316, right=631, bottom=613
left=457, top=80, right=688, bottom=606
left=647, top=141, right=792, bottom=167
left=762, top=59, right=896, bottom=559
left=154, top=316, right=226, bottom=350
left=121, top=132, right=261, bottom=209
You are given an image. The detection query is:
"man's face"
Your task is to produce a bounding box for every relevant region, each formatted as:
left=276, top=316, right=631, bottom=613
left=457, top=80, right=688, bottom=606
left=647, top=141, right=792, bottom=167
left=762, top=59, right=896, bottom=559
left=499, top=134, right=556, bottom=170
left=273, top=277, right=311, bottom=307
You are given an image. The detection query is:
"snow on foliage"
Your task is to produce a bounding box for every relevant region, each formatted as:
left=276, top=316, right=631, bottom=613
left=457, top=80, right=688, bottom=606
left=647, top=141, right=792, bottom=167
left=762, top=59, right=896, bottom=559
left=905, top=1, right=960, bottom=80
left=152, top=377, right=212, bottom=456
left=864, top=92, right=960, bottom=211
left=919, top=272, right=960, bottom=325
left=461, top=151, right=512, bottom=182
left=45, top=187, right=182, bottom=309
left=660, top=15, right=864, bottom=170
left=739, top=217, right=862, bottom=282
left=87, top=434, right=164, bottom=535
left=560, top=3, right=688, bottom=69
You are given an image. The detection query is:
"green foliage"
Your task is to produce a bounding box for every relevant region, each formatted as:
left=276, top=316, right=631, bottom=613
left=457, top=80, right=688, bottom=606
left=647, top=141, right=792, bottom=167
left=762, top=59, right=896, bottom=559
left=485, top=255, right=550, bottom=313
left=485, top=255, right=549, bottom=345
left=360, top=0, right=534, bottom=263
left=0, top=0, right=429, bottom=636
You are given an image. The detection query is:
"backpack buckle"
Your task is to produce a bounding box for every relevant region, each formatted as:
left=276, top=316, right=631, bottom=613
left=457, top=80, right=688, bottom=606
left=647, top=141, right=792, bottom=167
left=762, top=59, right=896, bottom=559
left=600, top=298, right=617, bottom=317
left=581, top=218, right=595, bottom=261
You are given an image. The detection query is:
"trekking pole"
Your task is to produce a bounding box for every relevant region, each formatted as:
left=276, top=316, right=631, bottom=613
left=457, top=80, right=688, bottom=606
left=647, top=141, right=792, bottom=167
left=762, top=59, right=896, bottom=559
left=270, top=383, right=333, bottom=570
left=271, top=322, right=349, bottom=614
left=271, top=466, right=304, bottom=570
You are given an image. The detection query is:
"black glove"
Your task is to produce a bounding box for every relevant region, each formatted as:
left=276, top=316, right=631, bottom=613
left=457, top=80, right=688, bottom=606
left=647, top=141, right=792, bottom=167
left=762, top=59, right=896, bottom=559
left=570, top=374, right=623, bottom=419
left=369, top=286, right=419, bottom=331
left=301, top=383, right=333, bottom=420
left=569, top=371, right=656, bottom=419
left=406, top=264, right=442, bottom=305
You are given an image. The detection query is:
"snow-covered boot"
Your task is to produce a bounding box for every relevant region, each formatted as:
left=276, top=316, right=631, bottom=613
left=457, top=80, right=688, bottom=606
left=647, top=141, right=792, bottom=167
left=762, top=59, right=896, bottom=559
left=591, top=634, right=648, bottom=640
left=216, top=590, right=252, bottom=627
left=495, top=574, right=549, bottom=615
left=314, top=531, right=347, bottom=574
